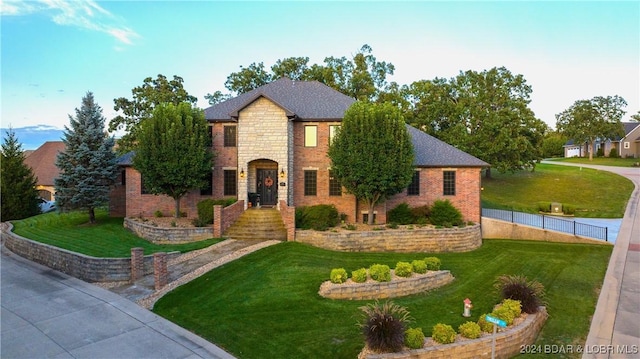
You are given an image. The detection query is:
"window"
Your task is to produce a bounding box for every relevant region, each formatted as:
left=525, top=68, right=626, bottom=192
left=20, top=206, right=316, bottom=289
left=443, top=171, right=456, bottom=196
left=120, top=169, right=126, bottom=186
left=224, top=126, right=237, bottom=147
left=407, top=171, right=420, bottom=196
left=304, top=170, right=317, bottom=196
left=206, top=125, right=213, bottom=146
left=305, top=126, right=317, bottom=147
left=624, top=141, right=630, bottom=149
left=223, top=170, right=237, bottom=196
left=200, top=171, right=213, bottom=195
left=329, top=170, right=342, bottom=196
left=329, top=125, right=340, bottom=144
left=363, top=212, right=376, bottom=223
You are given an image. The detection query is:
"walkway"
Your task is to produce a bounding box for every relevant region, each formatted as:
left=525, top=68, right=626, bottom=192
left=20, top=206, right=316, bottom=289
left=542, top=161, right=640, bottom=358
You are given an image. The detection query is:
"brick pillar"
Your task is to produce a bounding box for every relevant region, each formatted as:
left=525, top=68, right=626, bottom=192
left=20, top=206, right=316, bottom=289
left=280, top=200, right=295, bottom=241
left=212, top=204, right=223, bottom=238
left=153, top=252, right=168, bottom=290
left=130, top=247, right=144, bottom=282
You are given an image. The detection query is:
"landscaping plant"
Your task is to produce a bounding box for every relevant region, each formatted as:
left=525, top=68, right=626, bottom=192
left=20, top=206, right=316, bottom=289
left=330, top=268, right=348, bottom=284
left=351, top=268, right=368, bottom=283
left=429, top=199, right=463, bottom=226
left=359, top=300, right=412, bottom=353
left=295, top=204, right=339, bottom=230
left=424, top=257, right=441, bottom=271
left=394, top=261, right=413, bottom=277
left=411, top=259, right=427, bottom=274
left=431, top=323, right=456, bottom=344
left=369, top=264, right=391, bottom=282
left=387, top=203, right=414, bottom=225
left=494, top=274, right=545, bottom=314
left=404, top=327, right=425, bottom=349
left=458, top=321, right=482, bottom=339
left=477, top=314, right=494, bottom=333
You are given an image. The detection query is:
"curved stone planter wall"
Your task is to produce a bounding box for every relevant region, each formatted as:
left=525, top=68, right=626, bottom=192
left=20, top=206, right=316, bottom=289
left=1, top=223, right=179, bottom=282
left=124, top=218, right=213, bottom=243
left=296, top=225, right=481, bottom=253
left=319, top=270, right=454, bottom=300
left=362, top=307, right=548, bottom=359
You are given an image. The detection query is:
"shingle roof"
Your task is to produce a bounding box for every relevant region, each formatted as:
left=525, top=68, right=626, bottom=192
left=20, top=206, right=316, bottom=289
left=204, top=77, right=355, bottom=121
left=24, top=141, right=65, bottom=186
left=116, top=151, right=135, bottom=166
left=407, top=125, right=489, bottom=167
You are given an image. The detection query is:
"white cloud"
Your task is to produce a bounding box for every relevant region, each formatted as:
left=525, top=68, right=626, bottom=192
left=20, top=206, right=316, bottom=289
left=1, top=0, right=140, bottom=45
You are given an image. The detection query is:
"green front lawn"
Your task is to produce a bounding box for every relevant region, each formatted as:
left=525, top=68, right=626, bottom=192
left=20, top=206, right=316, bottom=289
left=153, top=240, right=612, bottom=359
left=10, top=210, right=222, bottom=257
left=548, top=157, right=639, bottom=167
left=481, top=163, right=633, bottom=217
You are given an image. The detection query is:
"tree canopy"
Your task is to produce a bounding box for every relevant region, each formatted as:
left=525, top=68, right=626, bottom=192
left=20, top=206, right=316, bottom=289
left=1, top=128, right=41, bottom=220
left=55, top=92, right=118, bottom=223
left=328, top=102, right=414, bottom=225
left=133, top=102, right=213, bottom=218
left=556, top=95, right=627, bottom=161
left=109, top=74, right=197, bottom=154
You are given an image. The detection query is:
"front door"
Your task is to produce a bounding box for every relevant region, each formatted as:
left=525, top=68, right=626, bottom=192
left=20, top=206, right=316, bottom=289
left=257, top=169, right=277, bottom=206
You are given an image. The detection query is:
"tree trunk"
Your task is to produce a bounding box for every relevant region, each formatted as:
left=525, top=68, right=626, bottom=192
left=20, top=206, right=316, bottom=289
left=174, top=198, right=181, bottom=218
left=485, top=167, right=492, bottom=179
left=88, top=207, right=96, bottom=224
left=367, top=201, right=375, bottom=225
left=589, top=140, right=595, bottom=161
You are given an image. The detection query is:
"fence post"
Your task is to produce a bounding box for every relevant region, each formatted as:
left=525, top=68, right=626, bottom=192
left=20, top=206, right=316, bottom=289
left=154, top=252, right=168, bottom=290
left=573, top=221, right=576, bottom=236
left=605, top=227, right=608, bottom=242
left=511, top=210, right=514, bottom=223
left=131, top=247, right=144, bottom=282
left=542, top=215, right=545, bottom=230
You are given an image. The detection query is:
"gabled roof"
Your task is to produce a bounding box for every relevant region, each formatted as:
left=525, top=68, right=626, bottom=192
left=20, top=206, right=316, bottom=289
left=204, top=77, right=355, bottom=121
left=407, top=125, right=489, bottom=167
left=24, top=141, right=65, bottom=186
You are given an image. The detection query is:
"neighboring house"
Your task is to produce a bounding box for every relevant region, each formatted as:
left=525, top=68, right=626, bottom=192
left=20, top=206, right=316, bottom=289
left=563, top=122, right=640, bottom=158
left=24, top=141, right=65, bottom=201
left=110, top=78, right=489, bottom=224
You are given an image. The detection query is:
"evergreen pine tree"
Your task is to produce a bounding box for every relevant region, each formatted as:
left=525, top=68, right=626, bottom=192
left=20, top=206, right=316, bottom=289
left=1, top=128, right=41, bottom=220
left=55, top=92, right=117, bottom=223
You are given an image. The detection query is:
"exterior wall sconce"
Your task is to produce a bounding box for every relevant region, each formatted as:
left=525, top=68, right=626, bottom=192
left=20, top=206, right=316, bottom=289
left=240, top=168, right=245, bottom=178
left=280, top=169, right=285, bottom=178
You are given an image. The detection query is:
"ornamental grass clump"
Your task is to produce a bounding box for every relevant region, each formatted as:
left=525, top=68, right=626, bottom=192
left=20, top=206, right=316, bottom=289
left=394, top=261, right=413, bottom=278
left=352, top=268, right=368, bottom=283
left=330, top=268, right=348, bottom=284
left=369, top=264, right=391, bottom=282
left=494, top=274, right=545, bottom=313
left=458, top=321, right=482, bottom=339
left=411, top=259, right=427, bottom=274
left=431, top=323, right=456, bottom=344
left=404, top=327, right=425, bottom=349
left=424, top=257, right=441, bottom=271
left=359, top=300, right=412, bottom=353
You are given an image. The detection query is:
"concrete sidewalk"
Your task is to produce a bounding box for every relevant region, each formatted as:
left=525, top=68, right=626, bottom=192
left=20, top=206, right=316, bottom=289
left=1, top=247, right=236, bottom=359
left=542, top=161, right=640, bottom=358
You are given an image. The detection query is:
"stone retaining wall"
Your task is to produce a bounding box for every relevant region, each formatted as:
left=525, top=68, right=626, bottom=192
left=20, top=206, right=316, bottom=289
left=319, top=270, right=454, bottom=300
left=296, top=225, right=481, bottom=253
left=124, top=218, right=213, bottom=243
left=1, top=223, right=179, bottom=282
left=363, top=307, right=548, bottom=359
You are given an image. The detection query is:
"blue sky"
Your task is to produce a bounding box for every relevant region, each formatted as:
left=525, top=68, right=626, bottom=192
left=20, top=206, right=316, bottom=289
left=2, top=1, right=639, bottom=149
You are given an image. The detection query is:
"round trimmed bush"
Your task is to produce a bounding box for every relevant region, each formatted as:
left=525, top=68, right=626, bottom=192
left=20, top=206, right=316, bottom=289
left=501, top=299, right=522, bottom=318
left=387, top=203, right=414, bottom=225
left=429, top=199, right=463, bottom=226
left=424, top=257, right=441, bottom=271
left=431, top=323, right=456, bottom=344
left=352, top=268, right=367, bottom=283
left=458, top=321, right=481, bottom=339
left=369, top=264, right=391, bottom=282
left=395, top=261, right=413, bottom=278
left=411, top=259, right=427, bottom=274
left=329, top=268, right=348, bottom=284
left=404, top=327, right=425, bottom=349
left=477, top=314, right=494, bottom=333
left=491, top=306, right=516, bottom=326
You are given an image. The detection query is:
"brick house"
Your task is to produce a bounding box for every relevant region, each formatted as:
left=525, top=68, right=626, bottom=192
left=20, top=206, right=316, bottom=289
left=110, top=78, right=489, bottom=224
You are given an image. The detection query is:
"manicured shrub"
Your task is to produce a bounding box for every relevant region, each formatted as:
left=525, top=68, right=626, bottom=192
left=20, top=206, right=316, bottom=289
left=154, top=210, right=163, bottom=218
left=394, top=261, right=413, bottom=278
left=352, top=268, right=368, bottom=283
left=458, top=321, right=482, bottom=339
left=191, top=217, right=208, bottom=227
left=563, top=204, right=576, bottom=215
left=537, top=202, right=551, bottom=212
left=500, top=299, right=522, bottom=318
left=387, top=203, right=414, bottom=225
left=295, top=204, right=339, bottom=230
left=424, top=257, right=441, bottom=271
left=386, top=222, right=399, bottom=229
left=609, top=148, right=619, bottom=158
left=429, top=199, right=463, bottom=226
left=411, top=260, right=427, bottom=274
left=330, top=268, right=348, bottom=284
left=494, top=274, right=545, bottom=314
left=404, top=327, right=425, bottom=349
left=596, top=147, right=605, bottom=157
left=491, top=305, right=516, bottom=326
left=477, top=314, right=494, bottom=333
left=359, top=301, right=412, bottom=353
left=369, top=264, right=391, bottom=282
left=410, top=205, right=431, bottom=222
left=197, top=198, right=237, bottom=225
left=431, top=323, right=456, bottom=344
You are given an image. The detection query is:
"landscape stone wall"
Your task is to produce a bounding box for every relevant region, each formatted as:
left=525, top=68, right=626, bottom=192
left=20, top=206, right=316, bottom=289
left=296, top=225, right=482, bottom=253
left=124, top=218, right=214, bottom=243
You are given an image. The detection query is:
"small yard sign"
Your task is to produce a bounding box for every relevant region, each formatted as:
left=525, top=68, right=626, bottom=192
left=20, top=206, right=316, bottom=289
left=485, top=315, right=507, bottom=328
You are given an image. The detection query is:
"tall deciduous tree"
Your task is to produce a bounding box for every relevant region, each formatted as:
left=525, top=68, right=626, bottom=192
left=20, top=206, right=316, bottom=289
left=109, top=74, right=197, bottom=154
left=404, top=67, right=546, bottom=178
left=133, top=102, right=213, bottom=218
left=328, top=102, right=414, bottom=225
left=55, top=92, right=118, bottom=224
left=556, top=95, right=627, bottom=161
left=1, top=128, right=41, bottom=220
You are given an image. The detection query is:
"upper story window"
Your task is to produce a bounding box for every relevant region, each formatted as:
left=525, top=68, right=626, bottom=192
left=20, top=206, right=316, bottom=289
left=443, top=170, right=456, bottom=196
left=305, top=126, right=317, bottom=147
left=329, top=125, right=340, bottom=145
left=224, top=126, right=237, bottom=147
left=407, top=171, right=420, bottom=196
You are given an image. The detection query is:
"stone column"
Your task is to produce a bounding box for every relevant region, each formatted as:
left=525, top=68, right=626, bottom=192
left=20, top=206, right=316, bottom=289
left=130, top=247, right=144, bottom=282
left=153, top=252, right=168, bottom=290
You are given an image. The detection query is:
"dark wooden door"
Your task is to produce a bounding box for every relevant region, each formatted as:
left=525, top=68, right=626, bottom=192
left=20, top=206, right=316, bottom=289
left=257, top=169, right=277, bottom=206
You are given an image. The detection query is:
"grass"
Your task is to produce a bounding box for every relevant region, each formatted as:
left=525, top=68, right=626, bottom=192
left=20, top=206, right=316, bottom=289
left=547, top=157, right=640, bottom=167
left=10, top=209, right=222, bottom=257
left=153, top=240, right=612, bottom=359
left=481, top=163, right=633, bottom=217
